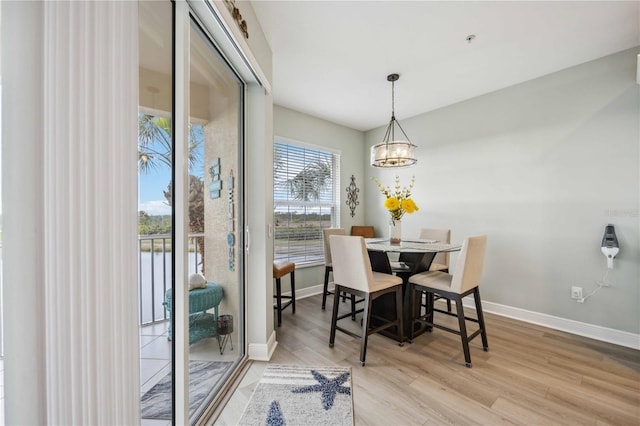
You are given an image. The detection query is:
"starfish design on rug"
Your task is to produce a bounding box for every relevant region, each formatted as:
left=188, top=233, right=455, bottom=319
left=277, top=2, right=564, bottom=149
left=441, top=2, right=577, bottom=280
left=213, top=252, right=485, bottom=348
left=291, top=370, right=351, bottom=410
left=266, top=400, right=285, bottom=426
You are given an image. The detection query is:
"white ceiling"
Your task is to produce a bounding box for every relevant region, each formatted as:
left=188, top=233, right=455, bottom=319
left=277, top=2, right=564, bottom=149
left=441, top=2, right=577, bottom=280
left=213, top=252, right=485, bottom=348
left=250, top=1, right=640, bottom=132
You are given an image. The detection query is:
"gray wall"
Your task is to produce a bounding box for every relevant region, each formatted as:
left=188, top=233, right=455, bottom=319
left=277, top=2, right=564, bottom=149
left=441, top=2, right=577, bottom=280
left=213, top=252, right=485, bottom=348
left=366, top=47, right=640, bottom=334
left=273, top=105, right=366, bottom=293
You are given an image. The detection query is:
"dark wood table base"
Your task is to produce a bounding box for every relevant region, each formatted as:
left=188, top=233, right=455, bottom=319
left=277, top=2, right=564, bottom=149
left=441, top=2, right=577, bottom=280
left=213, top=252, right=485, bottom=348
left=368, top=250, right=436, bottom=342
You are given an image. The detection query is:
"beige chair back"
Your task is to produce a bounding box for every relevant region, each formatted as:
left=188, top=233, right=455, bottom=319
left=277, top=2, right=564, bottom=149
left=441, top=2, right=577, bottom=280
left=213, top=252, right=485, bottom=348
left=329, top=235, right=374, bottom=293
left=322, top=228, right=346, bottom=267
left=451, top=235, right=487, bottom=293
left=419, top=228, right=451, bottom=268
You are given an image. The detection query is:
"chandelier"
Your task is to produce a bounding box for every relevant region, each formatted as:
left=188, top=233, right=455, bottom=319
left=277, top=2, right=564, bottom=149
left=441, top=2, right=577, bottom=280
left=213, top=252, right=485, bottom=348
left=370, top=73, right=417, bottom=168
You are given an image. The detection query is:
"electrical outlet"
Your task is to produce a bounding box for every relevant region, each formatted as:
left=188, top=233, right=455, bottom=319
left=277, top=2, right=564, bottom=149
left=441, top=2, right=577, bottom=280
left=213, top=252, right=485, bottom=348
left=571, top=286, right=583, bottom=299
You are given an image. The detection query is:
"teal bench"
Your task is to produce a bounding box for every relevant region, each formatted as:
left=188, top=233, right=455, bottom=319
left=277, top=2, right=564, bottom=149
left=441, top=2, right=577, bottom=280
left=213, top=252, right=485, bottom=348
left=163, top=282, right=224, bottom=344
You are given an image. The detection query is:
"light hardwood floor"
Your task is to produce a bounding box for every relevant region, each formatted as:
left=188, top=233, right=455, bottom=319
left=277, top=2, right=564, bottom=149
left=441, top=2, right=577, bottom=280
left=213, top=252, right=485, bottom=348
left=215, top=294, right=639, bottom=425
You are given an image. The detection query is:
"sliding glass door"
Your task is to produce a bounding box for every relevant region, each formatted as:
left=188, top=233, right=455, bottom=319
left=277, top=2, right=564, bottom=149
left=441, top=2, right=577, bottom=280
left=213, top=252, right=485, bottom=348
left=185, top=14, right=245, bottom=422
left=138, top=1, right=246, bottom=423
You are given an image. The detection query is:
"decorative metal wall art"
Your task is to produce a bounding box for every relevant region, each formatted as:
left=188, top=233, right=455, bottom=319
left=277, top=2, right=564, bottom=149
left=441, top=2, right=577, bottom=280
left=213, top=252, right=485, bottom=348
left=345, top=175, right=360, bottom=217
left=227, top=170, right=235, bottom=271
left=223, top=0, right=249, bottom=39
left=209, top=158, right=221, bottom=199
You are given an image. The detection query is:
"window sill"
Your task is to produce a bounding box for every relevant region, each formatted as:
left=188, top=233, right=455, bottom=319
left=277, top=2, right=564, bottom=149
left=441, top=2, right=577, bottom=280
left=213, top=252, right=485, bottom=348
left=290, top=261, right=324, bottom=270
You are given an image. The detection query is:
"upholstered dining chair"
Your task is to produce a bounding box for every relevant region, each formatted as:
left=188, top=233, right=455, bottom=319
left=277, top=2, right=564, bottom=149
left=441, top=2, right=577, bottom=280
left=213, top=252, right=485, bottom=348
left=322, top=228, right=347, bottom=310
left=408, top=235, right=489, bottom=368
left=350, top=225, right=375, bottom=238
left=329, top=235, right=404, bottom=366
left=420, top=228, right=452, bottom=312
left=420, top=228, right=451, bottom=272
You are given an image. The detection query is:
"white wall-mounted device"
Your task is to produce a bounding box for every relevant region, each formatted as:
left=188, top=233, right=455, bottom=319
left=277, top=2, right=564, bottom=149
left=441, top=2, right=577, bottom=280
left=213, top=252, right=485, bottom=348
left=571, top=224, right=619, bottom=302
left=601, top=224, right=619, bottom=269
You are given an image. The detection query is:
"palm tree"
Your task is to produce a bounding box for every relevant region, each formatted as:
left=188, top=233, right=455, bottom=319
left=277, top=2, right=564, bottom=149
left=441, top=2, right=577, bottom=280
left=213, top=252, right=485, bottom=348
left=138, top=113, right=202, bottom=173
left=274, top=157, right=332, bottom=202
left=138, top=113, right=206, bottom=272
left=284, top=159, right=331, bottom=201
left=163, top=176, right=206, bottom=272
left=274, top=157, right=333, bottom=245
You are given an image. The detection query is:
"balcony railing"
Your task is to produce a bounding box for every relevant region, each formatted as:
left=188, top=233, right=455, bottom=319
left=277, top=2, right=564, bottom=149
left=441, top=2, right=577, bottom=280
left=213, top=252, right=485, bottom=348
left=138, top=233, right=203, bottom=325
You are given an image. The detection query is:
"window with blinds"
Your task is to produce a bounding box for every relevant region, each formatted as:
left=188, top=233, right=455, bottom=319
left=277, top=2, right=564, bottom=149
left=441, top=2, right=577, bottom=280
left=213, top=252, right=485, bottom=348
left=274, top=140, right=340, bottom=265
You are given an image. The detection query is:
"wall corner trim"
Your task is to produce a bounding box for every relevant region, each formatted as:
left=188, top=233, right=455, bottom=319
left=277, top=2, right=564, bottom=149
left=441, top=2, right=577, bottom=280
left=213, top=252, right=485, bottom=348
left=248, top=331, right=278, bottom=361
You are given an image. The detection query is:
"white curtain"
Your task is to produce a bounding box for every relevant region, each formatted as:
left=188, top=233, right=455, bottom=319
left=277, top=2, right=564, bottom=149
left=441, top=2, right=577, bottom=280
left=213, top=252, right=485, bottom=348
left=3, top=1, right=140, bottom=424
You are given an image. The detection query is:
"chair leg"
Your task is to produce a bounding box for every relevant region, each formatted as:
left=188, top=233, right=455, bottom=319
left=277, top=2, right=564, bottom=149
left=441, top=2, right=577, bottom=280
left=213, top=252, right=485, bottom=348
left=421, top=291, right=446, bottom=316
left=395, top=286, right=404, bottom=346
left=454, top=296, right=472, bottom=367
left=329, top=285, right=341, bottom=347
left=409, top=283, right=416, bottom=342
left=275, top=277, right=283, bottom=327
left=432, top=295, right=452, bottom=313
left=426, top=292, right=434, bottom=331
left=443, top=268, right=452, bottom=313
left=290, top=271, right=296, bottom=314
left=322, top=266, right=330, bottom=310
left=350, top=294, right=356, bottom=321
left=474, top=287, right=489, bottom=351
left=360, top=294, right=372, bottom=366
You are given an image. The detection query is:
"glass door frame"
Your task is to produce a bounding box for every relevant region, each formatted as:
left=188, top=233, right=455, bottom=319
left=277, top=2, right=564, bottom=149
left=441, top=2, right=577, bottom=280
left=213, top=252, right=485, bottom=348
left=172, top=0, right=266, bottom=422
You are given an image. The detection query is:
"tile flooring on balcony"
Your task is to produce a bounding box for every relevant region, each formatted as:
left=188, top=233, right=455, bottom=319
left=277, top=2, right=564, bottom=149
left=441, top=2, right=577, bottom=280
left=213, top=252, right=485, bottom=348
left=140, top=321, right=237, bottom=425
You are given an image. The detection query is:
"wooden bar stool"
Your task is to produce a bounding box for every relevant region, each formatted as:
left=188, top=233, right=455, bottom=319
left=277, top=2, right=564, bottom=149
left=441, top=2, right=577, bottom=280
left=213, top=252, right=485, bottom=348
left=273, top=260, right=296, bottom=327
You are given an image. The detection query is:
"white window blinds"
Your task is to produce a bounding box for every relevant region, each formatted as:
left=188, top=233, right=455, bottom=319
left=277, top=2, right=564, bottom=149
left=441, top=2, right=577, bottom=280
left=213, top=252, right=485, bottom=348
left=274, top=140, right=340, bottom=265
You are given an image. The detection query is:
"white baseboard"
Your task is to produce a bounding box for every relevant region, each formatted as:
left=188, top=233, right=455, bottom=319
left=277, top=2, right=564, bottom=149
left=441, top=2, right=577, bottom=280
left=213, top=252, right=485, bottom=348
left=466, top=300, right=640, bottom=350
left=283, top=283, right=328, bottom=300
left=285, top=284, right=639, bottom=350
left=248, top=330, right=278, bottom=361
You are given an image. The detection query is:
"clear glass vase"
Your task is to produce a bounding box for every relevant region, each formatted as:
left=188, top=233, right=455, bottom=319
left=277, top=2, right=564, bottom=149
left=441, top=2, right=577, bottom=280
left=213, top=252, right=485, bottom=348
left=389, top=219, right=402, bottom=245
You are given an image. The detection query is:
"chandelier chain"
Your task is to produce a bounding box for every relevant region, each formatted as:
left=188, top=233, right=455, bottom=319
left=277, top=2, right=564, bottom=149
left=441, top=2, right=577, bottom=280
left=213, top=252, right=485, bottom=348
left=391, top=79, right=395, bottom=118
left=390, top=79, right=396, bottom=141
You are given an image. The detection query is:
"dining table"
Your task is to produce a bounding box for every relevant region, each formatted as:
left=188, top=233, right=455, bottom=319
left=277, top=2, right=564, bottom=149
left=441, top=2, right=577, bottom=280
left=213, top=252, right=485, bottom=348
left=365, top=238, right=462, bottom=342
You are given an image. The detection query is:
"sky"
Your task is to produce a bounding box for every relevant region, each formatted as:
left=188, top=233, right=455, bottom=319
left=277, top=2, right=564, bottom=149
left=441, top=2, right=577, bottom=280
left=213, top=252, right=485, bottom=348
left=138, top=161, right=206, bottom=216
left=138, top=120, right=204, bottom=216
left=138, top=167, right=172, bottom=215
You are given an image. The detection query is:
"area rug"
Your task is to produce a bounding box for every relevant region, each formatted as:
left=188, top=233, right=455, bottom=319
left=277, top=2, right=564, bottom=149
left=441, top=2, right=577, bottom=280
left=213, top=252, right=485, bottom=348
left=238, top=364, right=354, bottom=426
left=141, top=360, right=231, bottom=420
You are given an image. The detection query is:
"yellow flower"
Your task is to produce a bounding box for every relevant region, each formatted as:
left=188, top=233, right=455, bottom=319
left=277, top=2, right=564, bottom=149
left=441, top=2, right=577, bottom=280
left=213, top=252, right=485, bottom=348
left=385, top=197, right=399, bottom=211
left=373, top=175, right=419, bottom=221
left=401, top=198, right=418, bottom=214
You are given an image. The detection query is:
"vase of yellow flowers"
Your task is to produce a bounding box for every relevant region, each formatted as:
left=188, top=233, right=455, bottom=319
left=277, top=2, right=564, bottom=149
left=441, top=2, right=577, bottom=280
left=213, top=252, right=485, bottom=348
left=373, top=175, right=419, bottom=244
left=389, top=219, right=402, bottom=245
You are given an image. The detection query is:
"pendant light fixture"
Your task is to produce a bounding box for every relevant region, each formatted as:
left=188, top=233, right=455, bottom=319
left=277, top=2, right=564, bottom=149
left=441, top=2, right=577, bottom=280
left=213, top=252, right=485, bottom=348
left=370, top=73, right=417, bottom=168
